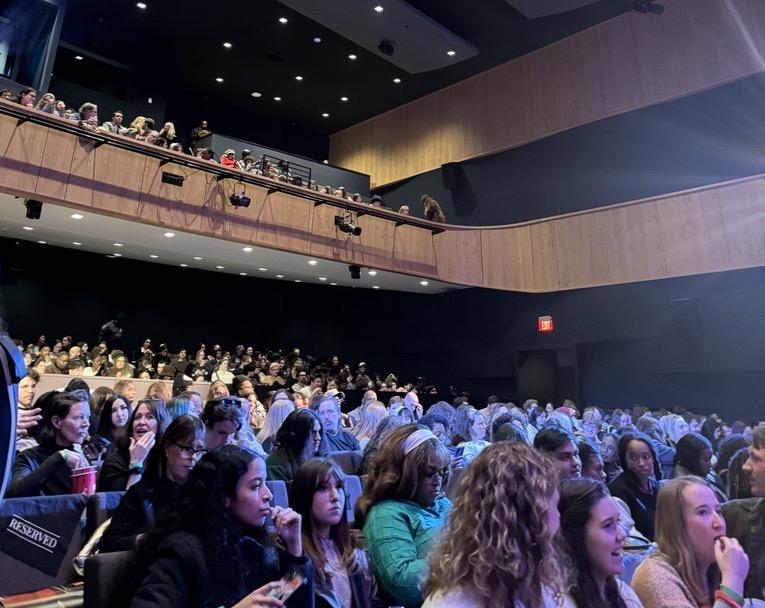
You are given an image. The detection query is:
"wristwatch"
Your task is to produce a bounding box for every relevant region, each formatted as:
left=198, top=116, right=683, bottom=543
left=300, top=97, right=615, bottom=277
left=129, top=462, right=144, bottom=475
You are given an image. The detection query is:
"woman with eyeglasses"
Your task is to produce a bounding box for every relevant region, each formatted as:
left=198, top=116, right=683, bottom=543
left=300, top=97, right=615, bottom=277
left=355, top=424, right=451, bottom=607
left=99, top=398, right=171, bottom=492
left=101, top=415, right=206, bottom=552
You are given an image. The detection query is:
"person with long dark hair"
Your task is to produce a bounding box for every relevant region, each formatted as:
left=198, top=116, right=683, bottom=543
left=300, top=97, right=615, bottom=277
left=98, top=398, right=170, bottom=491
left=558, top=478, right=644, bottom=608
left=607, top=432, right=662, bottom=541
left=131, top=445, right=312, bottom=607
left=290, top=457, right=377, bottom=607
left=670, top=432, right=725, bottom=501
left=92, top=393, right=132, bottom=449
left=8, top=391, right=91, bottom=497
left=101, top=415, right=206, bottom=552
left=266, top=409, right=323, bottom=482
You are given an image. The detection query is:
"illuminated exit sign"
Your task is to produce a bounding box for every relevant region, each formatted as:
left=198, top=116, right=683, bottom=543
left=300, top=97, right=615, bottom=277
left=538, top=315, right=554, bottom=333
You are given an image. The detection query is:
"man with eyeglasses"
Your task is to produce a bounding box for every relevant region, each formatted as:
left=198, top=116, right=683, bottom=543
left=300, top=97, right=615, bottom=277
left=317, top=396, right=360, bottom=454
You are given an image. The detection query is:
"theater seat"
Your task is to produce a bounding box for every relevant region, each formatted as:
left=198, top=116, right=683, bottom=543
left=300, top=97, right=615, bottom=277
left=85, top=492, right=125, bottom=538
left=343, top=475, right=363, bottom=525
left=266, top=480, right=289, bottom=509
left=327, top=451, right=362, bottom=476
left=83, top=550, right=138, bottom=608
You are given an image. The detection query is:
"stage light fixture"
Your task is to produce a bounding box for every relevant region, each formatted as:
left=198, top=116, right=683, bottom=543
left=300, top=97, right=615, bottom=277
left=378, top=40, right=394, bottom=56
left=349, top=265, right=361, bottom=279
left=24, top=199, right=42, bottom=220
left=229, top=192, right=251, bottom=208
left=335, top=214, right=361, bottom=236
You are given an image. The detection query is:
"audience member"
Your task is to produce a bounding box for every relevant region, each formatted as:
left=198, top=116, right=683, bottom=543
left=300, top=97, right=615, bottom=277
left=451, top=405, right=489, bottom=464
left=98, top=109, right=128, bottom=134
left=200, top=397, right=241, bottom=449
left=355, top=424, right=450, bottom=607
left=632, top=476, right=750, bottom=608
left=351, top=400, right=386, bottom=450
left=131, top=445, right=311, bottom=607
left=256, top=398, right=295, bottom=453
left=16, top=369, right=42, bottom=452
left=725, top=448, right=753, bottom=500
left=671, top=432, right=723, bottom=500
left=266, top=408, right=323, bottom=481
left=578, top=438, right=606, bottom=482
left=92, top=393, right=132, bottom=450
left=534, top=427, right=582, bottom=481
left=189, top=119, right=211, bottom=148
left=318, top=396, right=360, bottom=453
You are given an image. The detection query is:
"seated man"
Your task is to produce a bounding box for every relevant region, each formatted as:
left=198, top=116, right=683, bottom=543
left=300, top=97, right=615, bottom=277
left=317, top=396, right=359, bottom=453
left=16, top=370, right=42, bottom=452
left=723, top=424, right=765, bottom=600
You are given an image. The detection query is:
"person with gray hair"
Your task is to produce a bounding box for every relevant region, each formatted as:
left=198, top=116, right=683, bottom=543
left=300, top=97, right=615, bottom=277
left=316, top=395, right=360, bottom=453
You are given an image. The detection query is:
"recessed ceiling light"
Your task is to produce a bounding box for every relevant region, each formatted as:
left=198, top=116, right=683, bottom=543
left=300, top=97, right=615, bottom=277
left=258, top=267, right=268, bottom=271
left=72, top=242, right=82, bottom=246
left=322, top=112, right=329, bottom=118
left=308, top=260, right=318, bottom=265
left=274, top=96, right=282, bottom=101
left=368, top=270, right=378, bottom=276
left=295, top=75, right=303, bottom=81
left=193, top=256, right=203, bottom=260
left=340, top=96, right=348, bottom=102
left=294, top=279, right=302, bottom=283
left=420, top=280, right=429, bottom=286
left=74, top=55, right=83, bottom=61
left=112, top=253, right=122, bottom=257
left=313, top=37, right=322, bottom=43
left=243, top=246, right=253, bottom=252
left=215, top=77, right=224, bottom=83
left=113, top=243, right=123, bottom=247
left=276, top=274, right=284, bottom=278
left=372, top=285, right=380, bottom=289
left=393, top=77, right=401, bottom=83
left=37, top=240, right=47, bottom=244
left=318, top=277, right=327, bottom=281
left=348, top=54, right=357, bottom=60
left=216, top=265, right=225, bottom=269
left=223, top=42, right=232, bottom=49
left=251, top=91, right=262, bottom=98
left=179, top=263, right=188, bottom=267
left=447, top=50, right=456, bottom=56
left=330, top=282, right=338, bottom=286
left=278, top=17, right=288, bottom=24
left=239, top=272, right=247, bottom=276
left=374, top=5, right=384, bottom=13
left=22, top=226, right=34, bottom=231
left=163, top=232, right=175, bottom=238
left=71, top=213, right=83, bottom=219
left=136, top=2, right=147, bottom=9
left=149, top=254, right=159, bottom=259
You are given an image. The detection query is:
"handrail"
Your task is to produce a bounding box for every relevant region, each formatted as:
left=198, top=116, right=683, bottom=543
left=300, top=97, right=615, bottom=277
left=0, top=99, right=446, bottom=235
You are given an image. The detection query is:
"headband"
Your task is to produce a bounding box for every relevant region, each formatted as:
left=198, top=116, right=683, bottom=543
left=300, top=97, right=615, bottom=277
left=402, top=428, right=437, bottom=455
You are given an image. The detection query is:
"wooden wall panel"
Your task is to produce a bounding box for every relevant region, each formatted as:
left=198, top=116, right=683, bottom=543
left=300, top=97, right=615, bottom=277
left=553, top=214, right=609, bottom=288
left=93, top=146, right=146, bottom=217
left=0, top=121, right=47, bottom=194
left=718, top=177, right=765, bottom=268
left=434, top=229, right=483, bottom=287
left=529, top=222, right=561, bottom=292
left=64, top=137, right=97, bottom=206
left=255, top=190, right=313, bottom=255
left=657, top=190, right=730, bottom=277
left=480, top=227, right=534, bottom=291
left=391, top=225, right=437, bottom=276
left=330, top=0, right=765, bottom=187
left=36, top=128, right=76, bottom=200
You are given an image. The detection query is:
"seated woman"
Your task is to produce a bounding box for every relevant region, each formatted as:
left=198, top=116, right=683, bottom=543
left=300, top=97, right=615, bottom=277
left=451, top=405, right=489, bottom=464
left=92, top=393, right=132, bottom=452
left=558, top=478, right=645, bottom=607
left=256, top=398, right=295, bottom=454
left=131, top=445, right=312, bottom=608
left=599, top=433, right=623, bottom=483
left=726, top=447, right=753, bottom=500
left=351, top=401, right=386, bottom=451
left=206, top=379, right=229, bottom=401
left=201, top=397, right=242, bottom=449
left=358, top=415, right=406, bottom=475
left=101, top=415, right=205, bottom=552
left=290, top=457, right=377, bottom=607
left=165, top=395, right=192, bottom=420
left=98, top=398, right=170, bottom=491
left=266, top=409, right=323, bottom=481
left=8, top=391, right=91, bottom=497
left=422, top=442, right=567, bottom=608
left=356, top=424, right=451, bottom=607
left=671, top=432, right=725, bottom=500
left=607, top=432, right=662, bottom=541
left=631, top=476, right=750, bottom=608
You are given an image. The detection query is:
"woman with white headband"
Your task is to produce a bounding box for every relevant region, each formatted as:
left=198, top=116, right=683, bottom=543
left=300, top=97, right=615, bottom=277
left=354, top=424, right=452, bottom=607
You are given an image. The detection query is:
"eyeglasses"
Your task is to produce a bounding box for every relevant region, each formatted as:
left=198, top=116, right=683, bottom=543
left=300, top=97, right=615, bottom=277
left=424, top=468, right=448, bottom=479
left=174, top=443, right=207, bottom=458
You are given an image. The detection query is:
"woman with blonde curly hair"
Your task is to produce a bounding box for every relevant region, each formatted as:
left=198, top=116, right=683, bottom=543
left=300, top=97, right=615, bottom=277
left=206, top=379, right=229, bottom=402
left=422, top=442, right=568, bottom=608
left=355, top=423, right=451, bottom=607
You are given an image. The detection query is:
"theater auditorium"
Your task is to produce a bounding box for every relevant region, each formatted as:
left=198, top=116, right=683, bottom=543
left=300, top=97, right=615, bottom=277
left=0, top=0, right=764, bottom=606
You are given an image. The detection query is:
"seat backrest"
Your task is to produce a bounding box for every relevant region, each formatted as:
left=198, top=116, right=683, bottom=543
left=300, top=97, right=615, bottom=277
left=85, top=491, right=125, bottom=538
left=266, top=480, right=289, bottom=509
left=344, top=475, right=363, bottom=525
left=83, top=550, right=138, bottom=608
left=327, top=451, right=362, bottom=476
left=0, top=494, right=88, bottom=595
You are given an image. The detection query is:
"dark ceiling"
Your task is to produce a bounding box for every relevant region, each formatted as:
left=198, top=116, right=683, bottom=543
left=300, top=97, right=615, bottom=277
left=57, top=0, right=633, bottom=149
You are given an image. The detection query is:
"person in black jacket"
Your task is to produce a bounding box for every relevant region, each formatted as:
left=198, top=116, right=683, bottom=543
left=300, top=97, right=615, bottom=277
left=8, top=391, right=91, bottom=497
left=130, top=445, right=313, bottom=608
left=101, top=415, right=206, bottom=552
left=607, top=431, right=662, bottom=541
